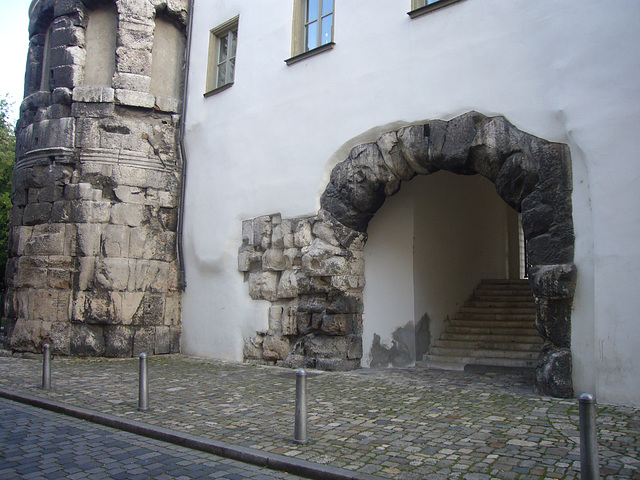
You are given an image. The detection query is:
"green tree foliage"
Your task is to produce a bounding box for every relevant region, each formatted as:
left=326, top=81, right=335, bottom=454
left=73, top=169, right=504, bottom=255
left=0, top=95, right=16, bottom=292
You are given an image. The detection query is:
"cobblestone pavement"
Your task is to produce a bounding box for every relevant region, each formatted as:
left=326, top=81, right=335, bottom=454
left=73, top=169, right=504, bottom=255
left=0, top=397, right=304, bottom=480
left=0, top=353, right=638, bottom=480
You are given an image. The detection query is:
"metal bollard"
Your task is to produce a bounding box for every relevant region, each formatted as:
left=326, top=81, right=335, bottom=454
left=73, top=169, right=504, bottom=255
left=294, top=368, right=308, bottom=444
left=579, top=393, right=600, bottom=480
left=138, top=353, right=149, bottom=411
left=42, top=344, right=51, bottom=390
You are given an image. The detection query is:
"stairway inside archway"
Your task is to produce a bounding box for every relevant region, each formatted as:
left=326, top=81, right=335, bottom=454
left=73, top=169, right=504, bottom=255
left=422, top=279, right=540, bottom=371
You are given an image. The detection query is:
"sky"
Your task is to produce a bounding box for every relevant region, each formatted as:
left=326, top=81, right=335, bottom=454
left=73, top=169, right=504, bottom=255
left=0, top=1, right=31, bottom=126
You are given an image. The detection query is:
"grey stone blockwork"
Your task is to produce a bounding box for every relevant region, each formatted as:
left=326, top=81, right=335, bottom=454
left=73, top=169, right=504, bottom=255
left=6, top=0, right=188, bottom=357
left=240, top=112, right=577, bottom=398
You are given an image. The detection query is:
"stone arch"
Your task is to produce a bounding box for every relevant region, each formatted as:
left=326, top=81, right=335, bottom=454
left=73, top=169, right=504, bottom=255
left=239, top=111, right=576, bottom=398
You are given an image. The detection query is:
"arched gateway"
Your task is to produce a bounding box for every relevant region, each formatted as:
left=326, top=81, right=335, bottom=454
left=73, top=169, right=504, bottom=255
left=238, top=112, right=576, bottom=398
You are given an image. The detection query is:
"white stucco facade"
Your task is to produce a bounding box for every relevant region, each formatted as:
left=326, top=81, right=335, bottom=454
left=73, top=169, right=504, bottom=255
left=182, top=0, right=640, bottom=406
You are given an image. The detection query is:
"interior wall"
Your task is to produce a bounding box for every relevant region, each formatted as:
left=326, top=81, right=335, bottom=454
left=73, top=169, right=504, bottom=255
left=362, top=171, right=511, bottom=367
left=411, top=172, right=510, bottom=356
left=362, top=183, right=415, bottom=368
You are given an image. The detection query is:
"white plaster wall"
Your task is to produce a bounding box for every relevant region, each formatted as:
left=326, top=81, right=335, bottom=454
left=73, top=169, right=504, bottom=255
left=183, top=0, right=640, bottom=406
left=362, top=182, right=414, bottom=367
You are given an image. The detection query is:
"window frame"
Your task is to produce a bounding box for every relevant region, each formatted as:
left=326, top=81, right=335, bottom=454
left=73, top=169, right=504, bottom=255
left=286, top=0, right=335, bottom=66
left=205, top=16, right=239, bottom=97
left=408, top=0, right=465, bottom=19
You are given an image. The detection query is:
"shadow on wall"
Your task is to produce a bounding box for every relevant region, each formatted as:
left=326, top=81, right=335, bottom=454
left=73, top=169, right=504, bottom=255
left=369, top=321, right=416, bottom=367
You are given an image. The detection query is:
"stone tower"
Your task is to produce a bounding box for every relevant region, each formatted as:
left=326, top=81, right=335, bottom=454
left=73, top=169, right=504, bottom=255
left=5, top=0, right=189, bottom=356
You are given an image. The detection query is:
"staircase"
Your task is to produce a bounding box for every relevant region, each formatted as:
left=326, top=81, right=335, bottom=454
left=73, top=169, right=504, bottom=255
left=423, top=279, right=541, bottom=371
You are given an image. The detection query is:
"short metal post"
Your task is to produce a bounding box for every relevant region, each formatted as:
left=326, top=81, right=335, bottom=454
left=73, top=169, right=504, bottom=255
left=42, top=344, right=51, bottom=390
left=138, top=353, right=149, bottom=411
left=294, top=368, right=308, bottom=444
left=579, top=393, right=600, bottom=480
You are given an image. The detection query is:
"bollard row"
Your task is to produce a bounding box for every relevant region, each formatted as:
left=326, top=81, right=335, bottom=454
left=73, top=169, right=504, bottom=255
left=579, top=392, right=600, bottom=480
left=39, top=349, right=311, bottom=442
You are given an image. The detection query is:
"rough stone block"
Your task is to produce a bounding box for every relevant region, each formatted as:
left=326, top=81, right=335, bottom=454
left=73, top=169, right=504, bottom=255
left=132, top=293, right=165, bottom=326
left=169, top=326, right=180, bottom=353
left=71, top=200, right=111, bottom=223
left=163, top=294, right=181, bottom=326
left=9, top=318, right=52, bottom=353
left=95, top=258, right=131, bottom=291
left=243, top=335, right=264, bottom=360
left=303, top=335, right=348, bottom=359
left=262, top=335, right=290, bottom=361
left=70, top=324, right=106, bottom=356
left=155, top=96, right=180, bottom=113
left=262, top=249, right=286, bottom=271
left=51, top=201, right=72, bottom=222
left=331, top=275, right=365, bottom=292
left=112, top=291, right=144, bottom=326
left=294, top=220, right=313, bottom=247
left=248, top=272, right=279, bottom=302
left=51, top=322, right=71, bottom=355
left=110, top=203, right=146, bottom=226
left=23, top=202, right=52, bottom=225
left=115, top=89, right=155, bottom=108
left=133, top=327, right=156, bottom=357
left=73, top=291, right=117, bottom=324
left=277, top=270, right=299, bottom=299
left=129, top=228, right=173, bottom=261
left=102, top=224, right=131, bottom=257
left=113, top=72, right=151, bottom=91
left=104, top=325, right=134, bottom=357
left=154, top=326, right=171, bottom=354
left=77, top=257, right=96, bottom=290
left=238, top=248, right=262, bottom=272
left=114, top=186, right=146, bottom=204
left=77, top=224, right=102, bottom=256
left=267, top=306, right=283, bottom=335
left=72, top=86, right=115, bottom=103
left=128, top=260, right=171, bottom=292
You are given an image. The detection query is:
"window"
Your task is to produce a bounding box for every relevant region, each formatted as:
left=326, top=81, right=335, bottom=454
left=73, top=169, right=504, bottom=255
left=304, top=0, right=333, bottom=52
left=409, top=0, right=465, bottom=19
left=205, top=16, right=238, bottom=95
left=287, top=0, right=335, bottom=65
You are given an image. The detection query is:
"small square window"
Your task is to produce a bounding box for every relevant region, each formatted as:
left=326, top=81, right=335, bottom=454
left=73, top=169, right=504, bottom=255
left=205, top=16, right=239, bottom=96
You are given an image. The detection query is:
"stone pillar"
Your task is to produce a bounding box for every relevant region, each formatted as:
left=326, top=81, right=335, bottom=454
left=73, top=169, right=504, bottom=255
left=6, top=0, right=188, bottom=357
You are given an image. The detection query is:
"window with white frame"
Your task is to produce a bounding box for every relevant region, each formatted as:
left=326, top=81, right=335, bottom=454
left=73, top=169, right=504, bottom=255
left=287, top=0, right=334, bottom=64
left=205, top=16, right=238, bottom=95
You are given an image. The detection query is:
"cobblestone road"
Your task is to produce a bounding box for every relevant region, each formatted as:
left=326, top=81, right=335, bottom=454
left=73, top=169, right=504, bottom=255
left=0, top=353, right=638, bottom=479
left=0, top=397, right=304, bottom=480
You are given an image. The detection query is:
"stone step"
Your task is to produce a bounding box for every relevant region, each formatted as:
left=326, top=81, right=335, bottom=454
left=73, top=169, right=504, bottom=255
left=480, top=279, right=531, bottom=285
left=429, top=346, right=538, bottom=360
left=433, top=339, right=542, bottom=352
left=453, top=313, right=536, bottom=321
left=424, top=354, right=537, bottom=369
left=469, top=293, right=535, bottom=300
left=449, top=319, right=535, bottom=329
left=466, top=300, right=535, bottom=308
left=459, top=306, right=536, bottom=315
left=440, top=332, right=542, bottom=344
left=445, top=325, right=539, bottom=336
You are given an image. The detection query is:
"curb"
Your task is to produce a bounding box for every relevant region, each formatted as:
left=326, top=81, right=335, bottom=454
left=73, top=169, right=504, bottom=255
left=0, top=388, right=384, bottom=480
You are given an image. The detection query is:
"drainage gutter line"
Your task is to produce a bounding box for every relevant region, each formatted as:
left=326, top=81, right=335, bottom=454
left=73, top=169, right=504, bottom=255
left=176, top=0, right=195, bottom=289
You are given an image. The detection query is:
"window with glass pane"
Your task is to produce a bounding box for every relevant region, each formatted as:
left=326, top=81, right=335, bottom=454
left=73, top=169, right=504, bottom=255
left=206, top=17, right=239, bottom=95
left=305, top=0, right=333, bottom=52
left=216, top=29, right=237, bottom=88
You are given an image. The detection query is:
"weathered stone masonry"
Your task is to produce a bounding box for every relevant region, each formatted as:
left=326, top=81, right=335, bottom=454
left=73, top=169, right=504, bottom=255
left=6, top=0, right=188, bottom=357
left=240, top=112, right=577, bottom=398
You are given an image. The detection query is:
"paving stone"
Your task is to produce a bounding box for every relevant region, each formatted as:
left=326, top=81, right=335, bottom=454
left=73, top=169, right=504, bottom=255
left=0, top=354, right=638, bottom=479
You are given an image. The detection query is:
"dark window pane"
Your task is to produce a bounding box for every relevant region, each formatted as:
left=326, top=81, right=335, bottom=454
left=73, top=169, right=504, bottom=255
left=230, top=30, right=237, bottom=58
left=228, top=57, right=235, bottom=82
left=218, top=34, right=228, bottom=63
left=217, top=62, right=226, bottom=87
